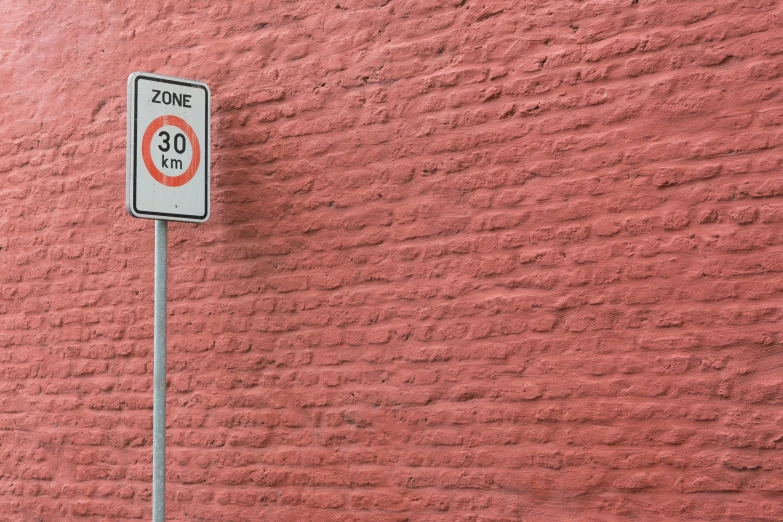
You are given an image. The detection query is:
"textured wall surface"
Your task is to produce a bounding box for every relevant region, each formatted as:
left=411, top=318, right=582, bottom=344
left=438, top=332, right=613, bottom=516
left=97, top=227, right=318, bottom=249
left=2, top=0, right=783, bottom=520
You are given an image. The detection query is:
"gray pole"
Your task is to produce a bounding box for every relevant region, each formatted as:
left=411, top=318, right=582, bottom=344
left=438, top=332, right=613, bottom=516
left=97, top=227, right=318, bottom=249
left=152, top=219, right=167, bottom=522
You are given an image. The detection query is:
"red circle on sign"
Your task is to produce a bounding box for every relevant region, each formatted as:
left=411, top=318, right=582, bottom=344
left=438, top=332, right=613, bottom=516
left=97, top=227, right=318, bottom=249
left=141, top=115, right=201, bottom=187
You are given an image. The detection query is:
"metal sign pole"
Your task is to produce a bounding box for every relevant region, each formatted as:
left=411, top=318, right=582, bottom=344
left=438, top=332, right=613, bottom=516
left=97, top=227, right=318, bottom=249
left=152, top=219, right=167, bottom=522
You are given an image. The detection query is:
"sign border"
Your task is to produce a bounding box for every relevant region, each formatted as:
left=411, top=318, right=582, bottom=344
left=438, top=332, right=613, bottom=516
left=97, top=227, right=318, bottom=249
left=126, top=72, right=210, bottom=223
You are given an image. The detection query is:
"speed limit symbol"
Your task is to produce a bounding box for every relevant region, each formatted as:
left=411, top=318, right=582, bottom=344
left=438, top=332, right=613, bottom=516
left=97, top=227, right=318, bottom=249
left=127, top=72, right=210, bottom=222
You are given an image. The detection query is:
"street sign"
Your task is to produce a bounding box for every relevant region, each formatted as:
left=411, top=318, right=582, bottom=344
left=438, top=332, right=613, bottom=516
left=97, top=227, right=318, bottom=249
left=125, top=72, right=211, bottom=522
left=127, top=72, right=210, bottom=223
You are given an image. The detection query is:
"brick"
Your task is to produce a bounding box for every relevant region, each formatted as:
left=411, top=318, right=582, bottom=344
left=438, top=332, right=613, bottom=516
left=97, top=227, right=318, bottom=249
left=0, top=1, right=782, bottom=521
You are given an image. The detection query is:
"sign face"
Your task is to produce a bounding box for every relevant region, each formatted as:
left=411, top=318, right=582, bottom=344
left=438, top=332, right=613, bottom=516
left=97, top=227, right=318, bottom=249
left=127, top=72, right=210, bottom=222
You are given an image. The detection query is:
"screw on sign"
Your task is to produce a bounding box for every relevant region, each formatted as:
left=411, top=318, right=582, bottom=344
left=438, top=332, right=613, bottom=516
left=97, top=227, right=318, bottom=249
left=125, top=72, right=210, bottom=522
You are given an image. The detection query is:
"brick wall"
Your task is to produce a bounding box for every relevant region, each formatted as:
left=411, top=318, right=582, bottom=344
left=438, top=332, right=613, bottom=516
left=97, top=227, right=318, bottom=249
left=2, top=0, right=783, bottom=520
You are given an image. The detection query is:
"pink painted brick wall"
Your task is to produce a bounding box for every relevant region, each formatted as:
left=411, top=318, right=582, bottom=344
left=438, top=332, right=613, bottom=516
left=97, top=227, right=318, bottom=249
left=2, top=0, right=783, bottom=520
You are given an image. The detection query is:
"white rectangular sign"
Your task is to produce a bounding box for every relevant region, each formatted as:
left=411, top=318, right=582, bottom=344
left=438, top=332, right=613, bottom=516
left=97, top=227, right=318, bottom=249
left=127, top=72, right=210, bottom=223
